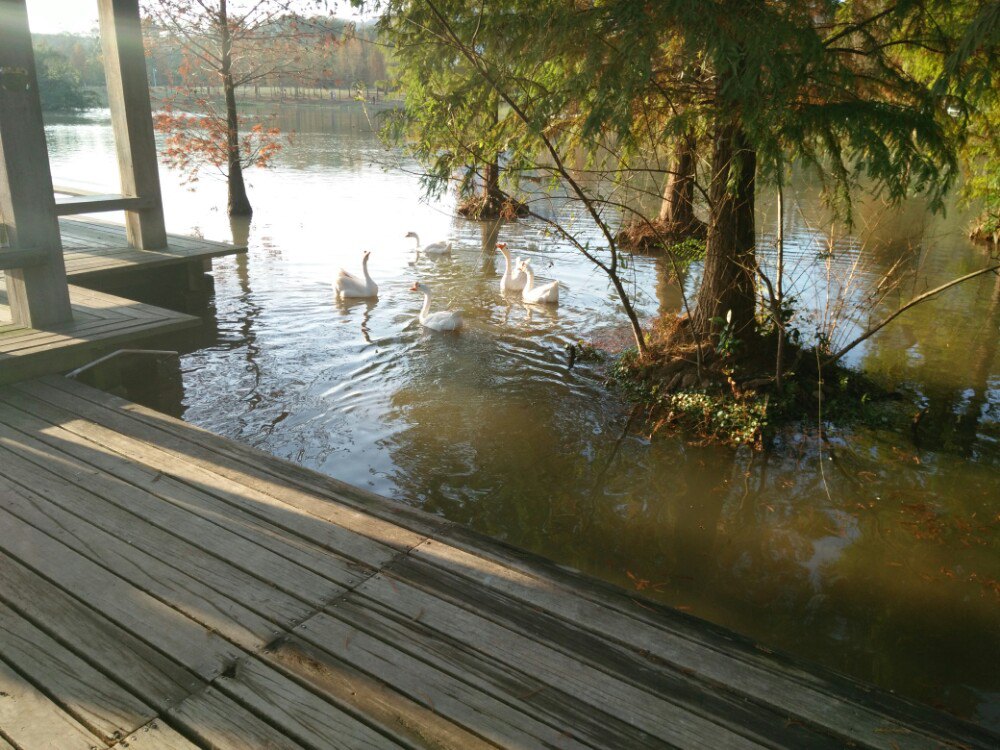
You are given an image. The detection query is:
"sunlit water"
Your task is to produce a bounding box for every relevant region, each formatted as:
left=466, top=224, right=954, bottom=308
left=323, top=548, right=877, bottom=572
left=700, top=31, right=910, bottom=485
left=45, top=105, right=999, bottom=729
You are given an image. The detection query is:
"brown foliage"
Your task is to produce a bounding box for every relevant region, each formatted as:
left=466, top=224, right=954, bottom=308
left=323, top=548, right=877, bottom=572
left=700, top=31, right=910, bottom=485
left=153, top=99, right=285, bottom=183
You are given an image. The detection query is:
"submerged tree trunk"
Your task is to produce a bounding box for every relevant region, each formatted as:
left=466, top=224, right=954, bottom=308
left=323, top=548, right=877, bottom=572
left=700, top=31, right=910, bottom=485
left=224, top=79, right=251, bottom=216
left=481, top=156, right=504, bottom=212
left=691, top=120, right=757, bottom=341
left=618, top=133, right=704, bottom=251
left=658, top=133, right=703, bottom=237
left=220, top=0, right=252, bottom=217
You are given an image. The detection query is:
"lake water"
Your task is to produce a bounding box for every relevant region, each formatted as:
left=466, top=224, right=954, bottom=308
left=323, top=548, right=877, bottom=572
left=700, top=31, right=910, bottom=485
left=45, top=104, right=999, bottom=730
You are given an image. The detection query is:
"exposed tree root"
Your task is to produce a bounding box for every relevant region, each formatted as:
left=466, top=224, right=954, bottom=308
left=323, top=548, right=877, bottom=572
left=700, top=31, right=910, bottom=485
left=969, top=220, right=998, bottom=247
left=457, top=194, right=529, bottom=221
left=616, top=217, right=707, bottom=253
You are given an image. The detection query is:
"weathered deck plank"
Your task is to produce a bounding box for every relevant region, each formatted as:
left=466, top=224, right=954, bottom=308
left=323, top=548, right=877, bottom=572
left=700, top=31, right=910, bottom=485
left=337, top=573, right=776, bottom=749
left=308, top=602, right=674, bottom=750
left=110, top=722, right=202, bottom=750
left=55, top=216, right=242, bottom=282
left=0, top=375, right=996, bottom=750
left=260, top=633, right=493, bottom=749
left=0, top=505, right=244, bottom=681
left=0, top=550, right=205, bottom=712
left=0, top=602, right=156, bottom=743
left=0, top=398, right=361, bottom=607
left=2, top=385, right=394, bottom=581
left=0, top=463, right=295, bottom=646
left=209, top=657, right=403, bottom=750
left=0, top=657, right=103, bottom=750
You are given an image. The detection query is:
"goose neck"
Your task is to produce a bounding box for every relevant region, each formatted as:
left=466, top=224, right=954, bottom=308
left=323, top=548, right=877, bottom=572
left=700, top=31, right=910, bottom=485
left=522, top=265, right=534, bottom=290
left=498, top=248, right=512, bottom=280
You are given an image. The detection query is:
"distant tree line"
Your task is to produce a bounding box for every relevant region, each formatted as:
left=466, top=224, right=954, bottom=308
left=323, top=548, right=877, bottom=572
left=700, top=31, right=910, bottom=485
left=32, top=34, right=103, bottom=112
left=144, top=16, right=389, bottom=97
left=30, top=17, right=391, bottom=113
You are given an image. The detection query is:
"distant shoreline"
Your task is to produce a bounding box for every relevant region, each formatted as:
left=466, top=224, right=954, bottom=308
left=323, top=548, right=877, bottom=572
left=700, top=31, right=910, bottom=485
left=84, top=85, right=402, bottom=112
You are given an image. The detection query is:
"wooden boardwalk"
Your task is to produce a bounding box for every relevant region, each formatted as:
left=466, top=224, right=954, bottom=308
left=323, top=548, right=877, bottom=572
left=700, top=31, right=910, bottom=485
left=55, top=217, right=244, bottom=283
left=0, top=376, right=995, bottom=749
left=0, top=216, right=242, bottom=385
left=0, top=286, right=198, bottom=386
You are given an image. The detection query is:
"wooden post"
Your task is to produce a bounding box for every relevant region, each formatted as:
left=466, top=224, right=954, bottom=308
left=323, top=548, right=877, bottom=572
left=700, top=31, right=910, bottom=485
left=0, top=0, right=73, bottom=327
left=98, top=0, right=168, bottom=250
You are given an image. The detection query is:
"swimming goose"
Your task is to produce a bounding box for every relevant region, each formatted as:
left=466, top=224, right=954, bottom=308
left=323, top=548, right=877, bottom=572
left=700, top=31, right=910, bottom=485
left=496, top=242, right=527, bottom=292
left=406, top=231, right=452, bottom=256
left=334, top=251, right=378, bottom=298
left=520, top=260, right=559, bottom=305
left=410, top=282, right=462, bottom=331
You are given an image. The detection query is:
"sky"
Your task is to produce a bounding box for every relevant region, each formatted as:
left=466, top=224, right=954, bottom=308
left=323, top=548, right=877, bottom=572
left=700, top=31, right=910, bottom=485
left=25, top=0, right=368, bottom=35
left=26, top=0, right=100, bottom=34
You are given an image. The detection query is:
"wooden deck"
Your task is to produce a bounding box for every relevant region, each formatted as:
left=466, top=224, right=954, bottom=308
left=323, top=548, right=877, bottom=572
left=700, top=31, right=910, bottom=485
left=0, top=376, right=995, bottom=750
left=0, top=216, right=242, bottom=385
left=0, top=287, right=198, bottom=386
left=56, top=217, right=244, bottom=282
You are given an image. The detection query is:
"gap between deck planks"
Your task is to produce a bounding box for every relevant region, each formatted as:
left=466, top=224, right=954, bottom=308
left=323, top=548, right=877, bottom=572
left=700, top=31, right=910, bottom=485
left=0, top=375, right=996, bottom=750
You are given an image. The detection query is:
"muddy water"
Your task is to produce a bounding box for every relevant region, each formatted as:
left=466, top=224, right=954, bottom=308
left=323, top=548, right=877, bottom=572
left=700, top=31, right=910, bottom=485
left=45, top=105, right=999, bottom=729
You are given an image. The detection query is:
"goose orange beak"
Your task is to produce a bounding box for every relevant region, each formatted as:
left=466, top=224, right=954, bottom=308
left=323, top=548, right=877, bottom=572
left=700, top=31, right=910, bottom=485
left=409, top=282, right=419, bottom=291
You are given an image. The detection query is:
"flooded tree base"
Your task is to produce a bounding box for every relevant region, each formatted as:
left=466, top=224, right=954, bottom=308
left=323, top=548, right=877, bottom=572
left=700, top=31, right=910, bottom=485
left=608, top=316, right=907, bottom=448
left=969, top=219, right=998, bottom=246
left=457, top=194, right=529, bottom=221
left=616, top=217, right=707, bottom=253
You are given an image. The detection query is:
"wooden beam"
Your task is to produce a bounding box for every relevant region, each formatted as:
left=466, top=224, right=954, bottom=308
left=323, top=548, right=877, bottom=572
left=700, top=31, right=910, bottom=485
left=54, top=194, right=151, bottom=216
left=0, top=248, right=47, bottom=271
left=0, top=0, right=73, bottom=327
left=97, top=0, right=168, bottom=250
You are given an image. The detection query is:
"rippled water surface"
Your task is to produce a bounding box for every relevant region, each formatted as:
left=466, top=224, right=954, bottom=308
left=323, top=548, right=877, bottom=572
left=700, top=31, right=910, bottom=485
left=46, top=105, right=999, bottom=729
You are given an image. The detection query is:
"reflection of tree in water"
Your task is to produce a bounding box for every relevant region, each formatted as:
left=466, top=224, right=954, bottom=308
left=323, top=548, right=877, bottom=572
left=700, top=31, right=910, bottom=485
left=186, top=216, right=277, bottom=439
left=808, top=437, right=1000, bottom=718
left=477, top=218, right=503, bottom=275
left=953, top=270, right=1000, bottom=457
left=384, top=350, right=739, bottom=598
left=654, top=256, right=686, bottom=317
left=863, top=247, right=1000, bottom=464
left=228, top=217, right=264, bottom=396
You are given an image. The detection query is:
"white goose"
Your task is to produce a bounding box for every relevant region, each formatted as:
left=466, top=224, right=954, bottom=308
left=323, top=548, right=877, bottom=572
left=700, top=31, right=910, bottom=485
left=406, top=231, right=452, bottom=257
left=334, top=250, right=378, bottom=298
left=519, top=260, right=560, bottom=305
left=410, top=282, right=462, bottom=331
left=496, top=242, right=527, bottom=292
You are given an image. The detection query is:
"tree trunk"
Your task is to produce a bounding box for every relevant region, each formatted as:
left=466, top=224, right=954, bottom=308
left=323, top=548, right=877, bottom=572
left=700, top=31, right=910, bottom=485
left=223, top=75, right=251, bottom=215
left=658, top=133, right=700, bottom=234
left=691, top=120, right=757, bottom=341
left=480, top=94, right=506, bottom=215
left=219, top=1, right=251, bottom=216
left=482, top=157, right=503, bottom=211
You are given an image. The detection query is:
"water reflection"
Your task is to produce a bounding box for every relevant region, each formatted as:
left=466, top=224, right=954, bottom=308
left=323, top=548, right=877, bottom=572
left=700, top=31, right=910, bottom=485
left=478, top=219, right=503, bottom=274
left=42, top=106, right=1000, bottom=730
left=334, top=296, right=379, bottom=345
